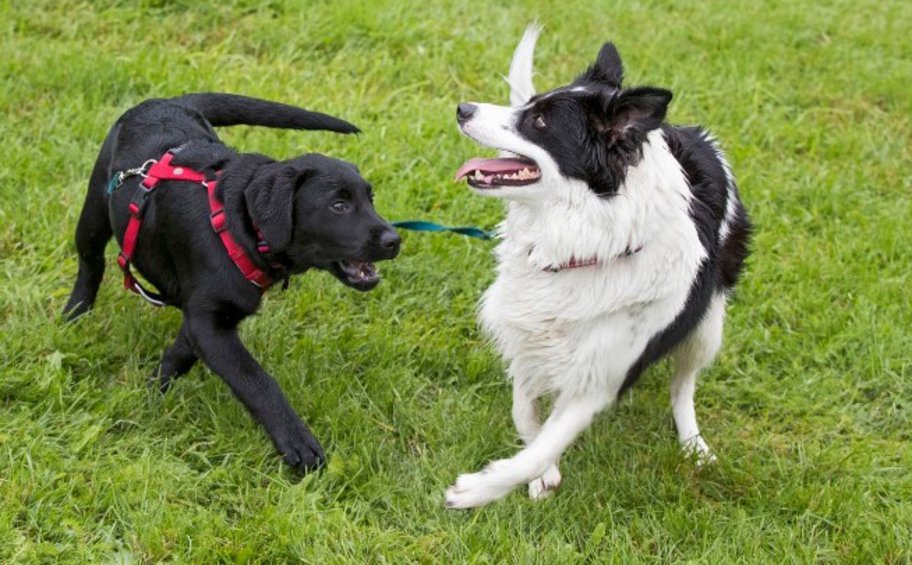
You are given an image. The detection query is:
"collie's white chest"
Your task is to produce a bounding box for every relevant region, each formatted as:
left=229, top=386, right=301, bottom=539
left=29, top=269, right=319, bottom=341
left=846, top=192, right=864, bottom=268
left=477, top=135, right=707, bottom=395
left=479, top=241, right=701, bottom=395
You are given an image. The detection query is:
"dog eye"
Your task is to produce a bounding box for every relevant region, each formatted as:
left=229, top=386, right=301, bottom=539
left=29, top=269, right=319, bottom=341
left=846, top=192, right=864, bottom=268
left=330, top=200, right=350, bottom=214
left=532, top=114, right=546, bottom=129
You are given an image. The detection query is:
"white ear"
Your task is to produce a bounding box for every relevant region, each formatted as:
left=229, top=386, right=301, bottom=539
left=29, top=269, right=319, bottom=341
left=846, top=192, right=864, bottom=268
left=507, top=22, right=541, bottom=107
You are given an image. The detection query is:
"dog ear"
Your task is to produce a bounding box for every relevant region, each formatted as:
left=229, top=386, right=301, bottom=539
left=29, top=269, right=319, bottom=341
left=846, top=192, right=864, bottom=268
left=581, top=87, right=672, bottom=195
left=577, top=42, right=624, bottom=88
left=592, top=86, right=672, bottom=145
left=243, top=162, right=304, bottom=252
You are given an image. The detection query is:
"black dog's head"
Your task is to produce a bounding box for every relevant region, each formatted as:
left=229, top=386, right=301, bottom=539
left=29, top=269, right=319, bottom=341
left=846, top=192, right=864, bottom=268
left=242, top=154, right=400, bottom=291
left=455, top=27, right=673, bottom=199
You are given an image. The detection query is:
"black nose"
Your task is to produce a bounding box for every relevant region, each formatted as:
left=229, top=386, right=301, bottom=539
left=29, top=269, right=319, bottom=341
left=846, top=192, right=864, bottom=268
left=379, top=229, right=401, bottom=256
left=457, top=103, right=477, bottom=125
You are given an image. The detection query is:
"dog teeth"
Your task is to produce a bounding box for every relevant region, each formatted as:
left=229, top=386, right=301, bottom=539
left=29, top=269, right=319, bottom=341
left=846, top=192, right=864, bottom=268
left=469, top=167, right=539, bottom=184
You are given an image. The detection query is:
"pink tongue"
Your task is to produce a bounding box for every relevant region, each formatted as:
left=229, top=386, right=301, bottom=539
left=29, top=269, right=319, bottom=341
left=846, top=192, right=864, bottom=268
left=455, top=158, right=536, bottom=181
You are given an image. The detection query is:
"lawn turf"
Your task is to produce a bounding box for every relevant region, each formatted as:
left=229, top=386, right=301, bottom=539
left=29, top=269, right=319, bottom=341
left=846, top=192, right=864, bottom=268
left=1, top=0, right=911, bottom=562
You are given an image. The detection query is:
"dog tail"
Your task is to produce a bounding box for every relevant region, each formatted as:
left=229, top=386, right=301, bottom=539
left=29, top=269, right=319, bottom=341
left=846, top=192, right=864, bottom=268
left=507, top=22, right=541, bottom=107
left=175, top=93, right=360, bottom=134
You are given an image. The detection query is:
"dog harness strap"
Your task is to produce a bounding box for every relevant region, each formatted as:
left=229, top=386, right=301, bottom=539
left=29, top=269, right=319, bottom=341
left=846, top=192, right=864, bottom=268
left=117, top=165, right=167, bottom=306
left=112, top=151, right=273, bottom=306
left=205, top=179, right=273, bottom=289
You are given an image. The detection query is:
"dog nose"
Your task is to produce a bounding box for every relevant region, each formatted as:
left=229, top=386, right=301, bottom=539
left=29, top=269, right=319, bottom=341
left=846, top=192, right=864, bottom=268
left=457, top=103, right=478, bottom=125
left=379, top=229, right=401, bottom=256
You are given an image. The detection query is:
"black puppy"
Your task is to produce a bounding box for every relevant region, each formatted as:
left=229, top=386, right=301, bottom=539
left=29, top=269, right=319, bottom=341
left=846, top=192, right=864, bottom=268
left=64, top=93, right=400, bottom=471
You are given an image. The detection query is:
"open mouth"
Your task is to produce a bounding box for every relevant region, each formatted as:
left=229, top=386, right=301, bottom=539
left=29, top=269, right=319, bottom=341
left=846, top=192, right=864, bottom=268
left=455, top=157, right=541, bottom=189
left=331, top=260, right=380, bottom=291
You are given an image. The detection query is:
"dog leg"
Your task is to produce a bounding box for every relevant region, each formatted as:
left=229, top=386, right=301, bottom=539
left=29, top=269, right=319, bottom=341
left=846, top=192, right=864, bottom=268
left=151, top=322, right=198, bottom=393
left=64, top=140, right=116, bottom=321
left=183, top=308, right=325, bottom=472
left=670, top=293, right=726, bottom=465
left=511, top=379, right=562, bottom=499
left=446, top=393, right=607, bottom=509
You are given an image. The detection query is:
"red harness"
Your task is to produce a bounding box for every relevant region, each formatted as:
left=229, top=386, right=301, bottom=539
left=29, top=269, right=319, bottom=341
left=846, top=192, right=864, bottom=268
left=115, top=151, right=274, bottom=306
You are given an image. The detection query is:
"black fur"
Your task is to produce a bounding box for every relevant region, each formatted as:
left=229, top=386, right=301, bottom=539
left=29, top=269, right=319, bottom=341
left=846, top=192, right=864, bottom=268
left=622, top=122, right=752, bottom=397
left=513, top=44, right=673, bottom=197
left=576, top=42, right=625, bottom=88
left=63, top=93, right=400, bottom=472
left=620, top=126, right=752, bottom=394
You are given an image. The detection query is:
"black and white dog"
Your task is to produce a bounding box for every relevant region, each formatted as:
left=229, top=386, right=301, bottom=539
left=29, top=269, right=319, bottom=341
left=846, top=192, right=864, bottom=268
left=446, top=26, right=751, bottom=508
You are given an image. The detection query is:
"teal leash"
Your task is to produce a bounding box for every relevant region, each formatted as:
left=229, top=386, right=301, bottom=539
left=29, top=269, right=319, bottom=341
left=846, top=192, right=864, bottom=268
left=392, top=220, right=495, bottom=241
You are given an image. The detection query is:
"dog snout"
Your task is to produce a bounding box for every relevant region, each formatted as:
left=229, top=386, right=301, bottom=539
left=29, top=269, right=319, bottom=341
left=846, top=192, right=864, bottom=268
left=378, top=228, right=401, bottom=258
left=457, top=103, right=478, bottom=125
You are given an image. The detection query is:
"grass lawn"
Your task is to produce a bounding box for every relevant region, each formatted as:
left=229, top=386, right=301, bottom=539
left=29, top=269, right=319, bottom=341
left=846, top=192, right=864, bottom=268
left=2, top=0, right=910, bottom=561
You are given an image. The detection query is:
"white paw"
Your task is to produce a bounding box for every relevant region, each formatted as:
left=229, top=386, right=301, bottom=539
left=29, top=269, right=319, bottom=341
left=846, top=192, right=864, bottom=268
left=696, top=450, right=717, bottom=467
left=527, top=464, right=562, bottom=500
left=682, top=435, right=716, bottom=467
left=444, top=460, right=516, bottom=509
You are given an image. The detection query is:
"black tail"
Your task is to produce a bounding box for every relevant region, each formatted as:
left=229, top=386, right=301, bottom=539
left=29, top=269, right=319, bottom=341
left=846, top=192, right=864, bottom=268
left=175, top=93, right=360, bottom=134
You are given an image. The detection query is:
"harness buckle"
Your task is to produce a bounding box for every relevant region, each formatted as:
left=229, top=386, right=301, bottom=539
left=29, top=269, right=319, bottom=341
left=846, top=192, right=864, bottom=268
left=129, top=180, right=157, bottom=217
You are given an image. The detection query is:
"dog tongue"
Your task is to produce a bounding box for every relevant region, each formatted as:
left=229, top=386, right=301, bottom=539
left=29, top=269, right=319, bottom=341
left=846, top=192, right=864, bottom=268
left=455, top=158, right=536, bottom=181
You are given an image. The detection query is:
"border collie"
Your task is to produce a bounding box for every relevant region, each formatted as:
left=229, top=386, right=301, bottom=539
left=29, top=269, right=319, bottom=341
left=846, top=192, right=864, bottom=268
left=445, top=25, right=751, bottom=508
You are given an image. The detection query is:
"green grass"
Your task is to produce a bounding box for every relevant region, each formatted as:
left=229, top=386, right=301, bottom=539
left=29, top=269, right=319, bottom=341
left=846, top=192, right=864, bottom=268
left=2, top=0, right=910, bottom=561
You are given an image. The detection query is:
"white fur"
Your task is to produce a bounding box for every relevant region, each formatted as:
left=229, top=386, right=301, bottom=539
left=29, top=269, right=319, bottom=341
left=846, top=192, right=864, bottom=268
left=507, top=23, right=541, bottom=107
left=671, top=292, right=726, bottom=464
left=704, top=132, right=739, bottom=244
left=446, top=30, right=725, bottom=509
left=445, top=132, right=708, bottom=508
left=501, top=23, right=539, bottom=161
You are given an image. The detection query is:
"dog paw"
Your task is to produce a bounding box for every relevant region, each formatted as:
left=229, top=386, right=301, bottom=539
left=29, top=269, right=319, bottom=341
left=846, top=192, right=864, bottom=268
left=527, top=464, right=562, bottom=500
left=444, top=473, right=502, bottom=509
left=696, top=450, right=717, bottom=468
left=682, top=435, right=716, bottom=467
left=273, top=425, right=325, bottom=473
left=147, top=367, right=173, bottom=394
left=444, top=460, right=517, bottom=509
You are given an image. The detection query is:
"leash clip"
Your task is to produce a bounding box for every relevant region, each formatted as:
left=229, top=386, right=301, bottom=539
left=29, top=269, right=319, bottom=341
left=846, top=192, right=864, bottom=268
left=121, top=159, right=157, bottom=179
left=133, top=159, right=157, bottom=178
left=109, top=159, right=158, bottom=194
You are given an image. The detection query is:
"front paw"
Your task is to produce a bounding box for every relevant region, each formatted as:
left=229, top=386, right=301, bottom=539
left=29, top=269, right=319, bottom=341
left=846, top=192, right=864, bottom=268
left=272, top=422, right=325, bottom=473
left=444, top=460, right=516, bottom=509
left=148, top=365, right=174, bottom=394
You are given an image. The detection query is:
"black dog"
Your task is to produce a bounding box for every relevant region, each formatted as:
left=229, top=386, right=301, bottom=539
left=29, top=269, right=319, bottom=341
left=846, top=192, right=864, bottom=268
left=64, top=93, right=400, bottom=471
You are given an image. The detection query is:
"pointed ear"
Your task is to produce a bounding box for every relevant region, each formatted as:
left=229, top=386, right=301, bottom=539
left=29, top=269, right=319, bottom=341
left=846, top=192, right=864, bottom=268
left=593, top=86, right=672, bottom=144
left=576, top=42, right=624, bottom=88
left=244, top=163, right=303, bottom=251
